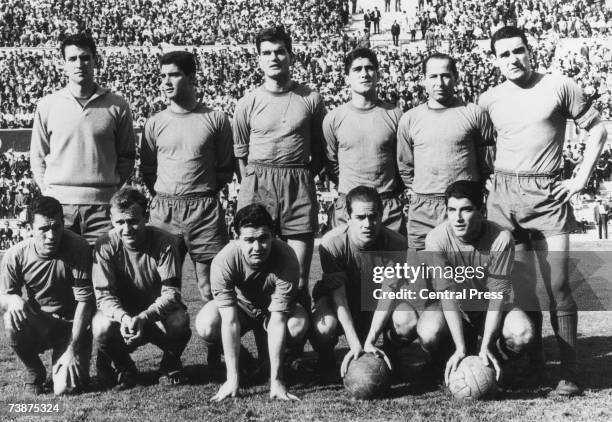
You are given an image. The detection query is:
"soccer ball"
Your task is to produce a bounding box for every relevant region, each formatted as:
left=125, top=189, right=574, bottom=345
left=343, top=353, right=392, bottom=399
left=447, top=356, right=498, bottom=400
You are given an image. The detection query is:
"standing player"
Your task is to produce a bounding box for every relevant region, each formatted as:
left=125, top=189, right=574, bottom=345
left=30, top=33, right=136, bottom=245
left=311, top=186, right=418, bottom=379
left=0, top=196, right=94, bottom=394
left=233, top=26, right=326, bottom=304
left=397, top=52, right=495, bottom=251
left=92, top=188, right=191, bottom=389
left=195, top=204, right=310, bottom=401
left=417, top=181, right=534, bottom=384
left=140, top=51, right=232, bottom=302
left=323, top=48, right=405, bottom=235
left=479, top=26, right=608, bottom=396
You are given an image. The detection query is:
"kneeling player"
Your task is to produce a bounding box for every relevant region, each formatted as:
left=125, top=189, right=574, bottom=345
left=92, top=188, right=191, bottom=389
left=0, top=196, right=95, bottom=395
left=311, top=186, right=418, bottom=379
left=416, top=181, right=534, bottom=384
left=195, top=204, right=310, bottom=401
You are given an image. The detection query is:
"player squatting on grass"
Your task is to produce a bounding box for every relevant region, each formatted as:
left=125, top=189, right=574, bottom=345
left=0, top=24, right=607, bottom=405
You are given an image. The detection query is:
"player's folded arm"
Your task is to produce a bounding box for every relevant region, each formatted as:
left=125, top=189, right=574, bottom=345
left=140, top=278, right=183, bottom=322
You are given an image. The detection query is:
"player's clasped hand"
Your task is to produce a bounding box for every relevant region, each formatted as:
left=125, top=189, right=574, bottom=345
left=5, top=295, right=34, bottom=332
left=445, top=349, right=466, bottom=386
left=478, top=348, right=501, bottom=382
left=210, top=379, right=240, bottom=402
left=270, top=380, right=300, bottom=401
left=120, top=314, right=145, bottom=345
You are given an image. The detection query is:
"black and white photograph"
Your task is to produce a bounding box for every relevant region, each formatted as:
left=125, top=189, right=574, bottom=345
left=0, top=0, right=611, bottom=420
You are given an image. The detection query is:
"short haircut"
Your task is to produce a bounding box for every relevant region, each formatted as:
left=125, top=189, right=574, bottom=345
left=490, top=26, right=528, bottom=55
left=256, top=26, right=292, bottom=56
left=233, top=204, right=275, bottom=235
left=60, top=33, right=97, bottom=59
left=444, top=181, right=484, bottom=209
left=160, top=51, right=197, bottom=76
left=422, top=53, right=458, bottom=78
left=29, top=196, right=63, bottom=224
left=346, top=186, right=383, bottom=216
left=344, top=47, right=379, bottom=75
left=110, top=187, right=148, bottom=214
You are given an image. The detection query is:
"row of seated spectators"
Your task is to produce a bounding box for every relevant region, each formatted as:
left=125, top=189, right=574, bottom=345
left=1, top=35, right=610, bottom=129
left=0, top=0, right=350, bottom=47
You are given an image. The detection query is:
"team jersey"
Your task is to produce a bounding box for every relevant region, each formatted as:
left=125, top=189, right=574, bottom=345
left=92, top=226, right=183, bottom=323
left=319, top=225, right=407, bottom=315
left=211, top=238, right=298, bottom=318
left=141, top=104, right=234, bottom=195
left=478, top=73, right=600, bottom=174
left=397, top=99, right=494, bottom=194
left=232, top=82, right=326, bottom=167
left=0, top=230, right=93, bottom=319
left=425, top=220, right=514, bottom=303
left=323, top=101, right=402, bottom=194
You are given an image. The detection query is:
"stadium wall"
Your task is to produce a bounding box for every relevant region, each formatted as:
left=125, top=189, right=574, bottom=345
left=0, top=123, right=609, bottom=153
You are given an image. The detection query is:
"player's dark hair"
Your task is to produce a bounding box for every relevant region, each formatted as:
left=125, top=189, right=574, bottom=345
left=233, top=204, right=275, bottom=235
left=60, top=33, right=97, bottom=59
left=444, top=181, right=484, bottom=209
left=29, top=196, right=63, bottom=224
left=490, top=26, right=529, bottom=55
left=256, top=26, right=293, bottom=56
left=160, top=51, right=197, bottom=77
left=110, top=187, right=148, bottom=214
left=346, top=186, right=383, bottom=216
left=344, top=48, right=379, bottom=75
left=422, top=53, right=458, bottom=78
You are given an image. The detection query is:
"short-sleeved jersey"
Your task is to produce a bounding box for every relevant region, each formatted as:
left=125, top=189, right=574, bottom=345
left=478, top=73, right=600, bottom=174
left=425, top=220, right=514, bottom=300
left=319, top=225, right=407, bottom=314
left=92, top=226, right=182, bottom=322
left=397, top=100, right=495, bottom=194
left=232, top=82, right=326, bottom=166
left=0, top=230, right=92, bottom=318
left=211, top=239, right=298, bottom=318
left=141, top=104, right=234, bottom=195
left=323, top=101, right=402, bottom=194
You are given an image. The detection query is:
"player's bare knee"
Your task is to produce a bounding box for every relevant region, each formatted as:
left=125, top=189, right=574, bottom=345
left=311, top=311, right=338, bottom=350
left=503, top=309, right=534, bottom=351
left=391, top=304, right=418, bottom=339
left=195, top=303, right=221, bottom=341
left=287, top=304, right=310, bottom=342
left=416, top=312, right=445, bottom=351
left=91, top=312, right=115, bottom=342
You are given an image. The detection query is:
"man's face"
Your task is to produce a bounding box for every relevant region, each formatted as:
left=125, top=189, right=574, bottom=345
left=494, top=37, right=533, bottom=83
left=63, top=44, right=95, bottom=86
left=258, top=40, right=291, bottom=80
left=160, top=63, right=195, bottom=102
left=423, top=57, right=456, bottom=104
left=32, top=213, right=63, bottom=256
left=347, top=199, right=382, bottom=248
left=110, top=204, right=147, bottom=249
left=238, top=226, right=273, bottom=268
left=347, top=57, right=378, bottom=96
left=446, top=197, right=483, bottom=241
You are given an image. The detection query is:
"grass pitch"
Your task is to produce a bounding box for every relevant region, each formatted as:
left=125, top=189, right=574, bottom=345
left=1, top=240, right=612, bottom=421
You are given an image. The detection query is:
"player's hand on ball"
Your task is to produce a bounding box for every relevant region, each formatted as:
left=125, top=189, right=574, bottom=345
left=363, top=343, right=392, bottom=371
left=551, top=178, right=583, bottom=203
left=6, top=296, right=33, bottom=332
left=478, top=348, right=501, bottom=382
left=211, top=379, right=240, bottom=402
left=341, top=347, right=364, bottom=378
left=445, top=349, right=466, bottom=386
left=269, top=379, right=300, bottom=401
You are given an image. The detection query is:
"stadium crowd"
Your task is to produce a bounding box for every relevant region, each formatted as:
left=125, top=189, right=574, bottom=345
left=415, top=0, right=611, bottom=41
left=1, top=35, right=610, bottom=130
left=0, top=0, right=349, bottom=47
